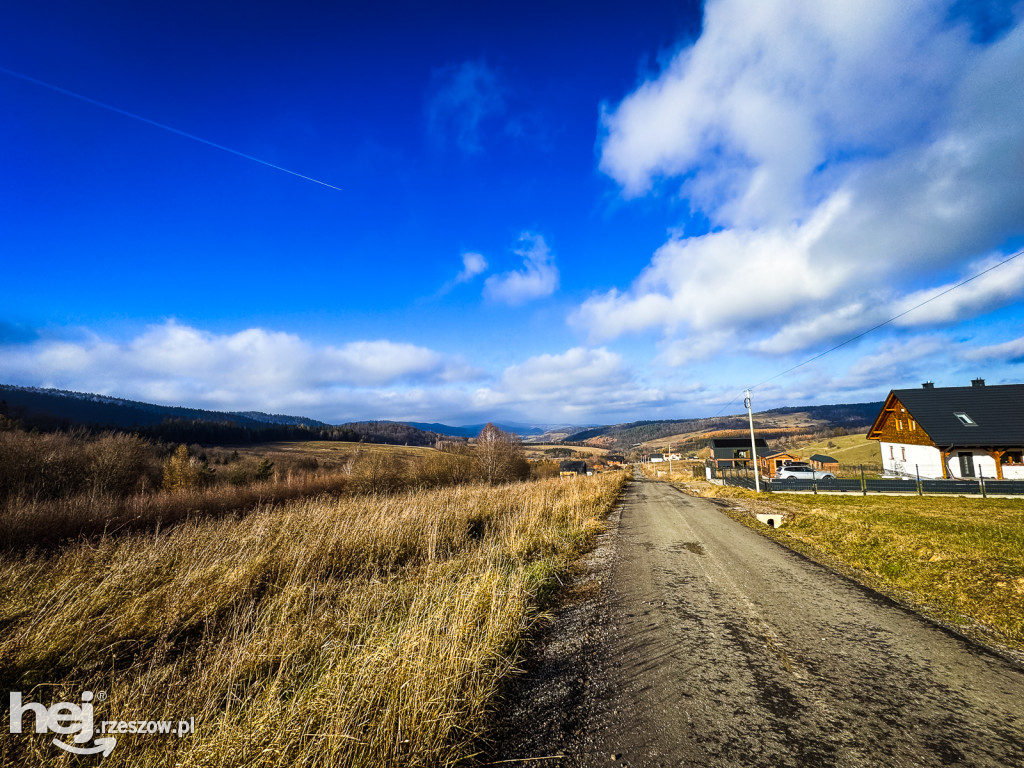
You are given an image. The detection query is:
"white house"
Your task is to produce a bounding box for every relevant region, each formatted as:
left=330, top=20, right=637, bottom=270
left=867, top=379, right=1024, bottom=479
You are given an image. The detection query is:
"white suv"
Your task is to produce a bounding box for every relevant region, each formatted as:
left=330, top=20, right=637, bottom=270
left=775, top=464, right=836, bottom=481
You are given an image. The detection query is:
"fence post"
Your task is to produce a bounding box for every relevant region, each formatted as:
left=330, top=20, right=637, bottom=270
left=861, top=465, right=867, bottom=496
left=916, top=464, right=922, bottom=496
left=980, top=468, right=986, bottom=498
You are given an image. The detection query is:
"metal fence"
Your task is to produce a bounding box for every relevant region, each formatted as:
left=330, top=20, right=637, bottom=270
left=710, top=465, right=1024, bottom=496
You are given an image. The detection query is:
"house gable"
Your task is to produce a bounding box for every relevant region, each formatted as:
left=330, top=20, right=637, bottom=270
left=868, top=393, right=935, bottom=447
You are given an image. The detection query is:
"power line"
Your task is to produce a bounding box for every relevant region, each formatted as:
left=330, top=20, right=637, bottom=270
left=0, top=65, right=342, bottom=191
left=712, top=246, right=1024, bottom=416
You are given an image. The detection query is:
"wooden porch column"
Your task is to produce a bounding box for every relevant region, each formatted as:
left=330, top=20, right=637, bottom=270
left=991, top=450, right=1004, bottom=480
left=940, top=449, right=949, bottom=479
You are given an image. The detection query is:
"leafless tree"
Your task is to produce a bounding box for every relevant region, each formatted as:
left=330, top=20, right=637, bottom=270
left=475, top=423, right=529, bottom=484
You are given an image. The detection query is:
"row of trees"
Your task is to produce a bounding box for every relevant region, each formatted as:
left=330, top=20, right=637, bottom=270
left=0, top=416, right=536, bottom=504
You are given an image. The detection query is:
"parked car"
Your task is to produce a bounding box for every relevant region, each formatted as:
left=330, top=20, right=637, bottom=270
left=774, top=465, right=836, bottom=481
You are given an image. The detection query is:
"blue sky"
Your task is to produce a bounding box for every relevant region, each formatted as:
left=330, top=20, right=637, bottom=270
left=2, top=0, right=1023, bottom=425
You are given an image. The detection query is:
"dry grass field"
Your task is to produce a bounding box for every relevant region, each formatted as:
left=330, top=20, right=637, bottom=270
left=637, top=411, right=836, bottom=454
left=783, top=432, right=881, bottom=466
left=0, top=473, right=627, bottom=767
left=519, top=444, right=610, bottom=461
left=679, top=478, right=1024, bottom=651
left=230, top=440, right=437, bottom=463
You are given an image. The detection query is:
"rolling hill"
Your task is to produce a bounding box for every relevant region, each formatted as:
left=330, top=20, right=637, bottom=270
left=568, top=402, right=884, bottom=451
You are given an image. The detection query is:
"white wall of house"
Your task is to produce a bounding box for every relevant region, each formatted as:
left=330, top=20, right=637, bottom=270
left=880, top=442, right=943, bottom=478
left=882, top=443, right=1024, bottom=479
left=1002, top=463, right=1024, bottom=479
left=946, top=451, right=998, bottom=479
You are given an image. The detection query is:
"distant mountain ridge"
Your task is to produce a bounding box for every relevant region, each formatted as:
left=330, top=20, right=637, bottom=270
left=0, top=385, right=329, bottom=429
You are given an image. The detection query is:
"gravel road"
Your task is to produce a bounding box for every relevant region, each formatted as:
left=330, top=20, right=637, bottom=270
left=484, top=476, right=1024, bottom=767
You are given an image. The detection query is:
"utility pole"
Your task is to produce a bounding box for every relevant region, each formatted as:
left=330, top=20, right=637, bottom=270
left=668, top=442, right=673, bottom=476
left=745, top=389, right=761, bottom=493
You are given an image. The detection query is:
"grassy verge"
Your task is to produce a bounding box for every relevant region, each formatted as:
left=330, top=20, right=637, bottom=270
left=679, top=479, right=1024, bottom=651
left=0, top=474, right=626, bottom=767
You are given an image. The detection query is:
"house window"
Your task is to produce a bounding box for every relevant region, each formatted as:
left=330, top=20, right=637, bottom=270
left=901, top=447, right=906, bottom=461
left=954, top=412, right=977, bottom=426
left=910, top=420, right=916, bottom=430
left=889, top=446, right=894, bottom=460
left=1001, top=451, right=1024, bottom=465
left=896, top=419, right=902, bottom=430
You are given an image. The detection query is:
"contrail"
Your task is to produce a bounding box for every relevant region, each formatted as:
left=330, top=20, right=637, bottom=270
left=0, top=65, right=342, bottom=191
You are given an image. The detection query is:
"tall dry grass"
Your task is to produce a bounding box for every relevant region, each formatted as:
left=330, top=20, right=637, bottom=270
left=0, top=473, right=626, bottom=767
left=0, top=471, right=355, bottom=550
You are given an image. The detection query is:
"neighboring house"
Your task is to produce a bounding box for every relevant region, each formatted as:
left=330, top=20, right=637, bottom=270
left=867, top=379, right=1024, bottom=479
left=559, top=460, right=588, bottom=477
left=709, top=438, right=772, bottom=468
left=759, top=451, right=801, bottom=476
left=649, top=453, right=665, bottom=463
left=606, top=454, right=625, bottom=466
left=809, top=454, right=839, bottom=472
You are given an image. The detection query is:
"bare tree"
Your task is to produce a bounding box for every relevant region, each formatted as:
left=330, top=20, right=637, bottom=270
left=475, top=423, right=529, bottom=484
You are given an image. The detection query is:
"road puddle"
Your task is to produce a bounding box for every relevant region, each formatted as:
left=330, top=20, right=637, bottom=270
left=671, top=541, right=706, bottom=555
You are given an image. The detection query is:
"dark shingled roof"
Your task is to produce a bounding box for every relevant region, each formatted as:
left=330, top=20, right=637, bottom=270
left=893, top=384, right=1024, bottom=446
left=810, top=454, right=838, bottom=463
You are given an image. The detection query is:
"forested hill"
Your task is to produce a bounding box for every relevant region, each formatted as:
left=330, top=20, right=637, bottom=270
left=567, top=402, right=884, bottom=449
left=0, top=385, right=446, bottom=447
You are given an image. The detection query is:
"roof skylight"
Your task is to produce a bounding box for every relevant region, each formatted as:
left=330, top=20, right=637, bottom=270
left=954, top=412, right=977, bottom=426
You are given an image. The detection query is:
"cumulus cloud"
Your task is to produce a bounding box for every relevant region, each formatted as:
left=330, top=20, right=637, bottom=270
left=586, top=0, right=1024, bottom=358
left=455, top=251, right=488, bottom=282
left=484, top=232, right=560, bottom=305
left=0, top=321, right=482, bottom=419
left=427, top=60, right=504, bottom=154
left=0, top=325, right=700, bottom=423
left=471, top=347, right=667, bottom=419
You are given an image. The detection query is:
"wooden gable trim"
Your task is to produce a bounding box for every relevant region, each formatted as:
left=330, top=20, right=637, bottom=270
left=867, top=393, right=935, bottom=447
left=867, top=392, right=898, bottom=439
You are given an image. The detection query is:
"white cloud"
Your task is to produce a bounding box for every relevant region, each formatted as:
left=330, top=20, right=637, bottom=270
left=427, top=60, right=504, bottom=154
left=600, top=0, right=969, bottom=225
left=0, top=323, right=681, bottom=424
left=456, top=251, right=488, bottom=283
left=0, top=321, right=482, bottom=419
left=658, top=331, right=737, bottom=365
left=587, top=0, right=1024, bottom=358
left=484, top=232, right=560, bottom=305
left=965, top=336, right=1024, bottom=364
left=839, top=336, right=949, bottom=391
left=891, top=254, right=1024, bottom=327
left=471, top=346, right=666, bottom=419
